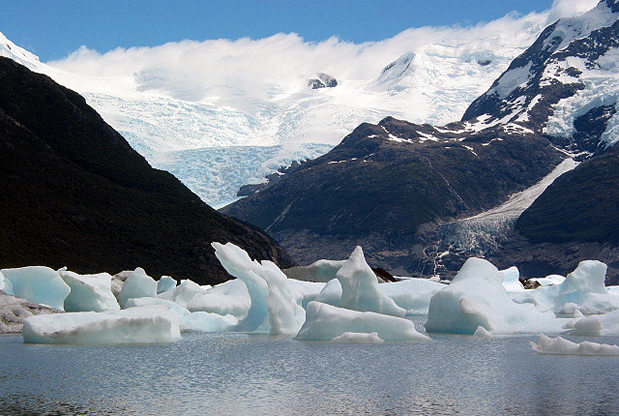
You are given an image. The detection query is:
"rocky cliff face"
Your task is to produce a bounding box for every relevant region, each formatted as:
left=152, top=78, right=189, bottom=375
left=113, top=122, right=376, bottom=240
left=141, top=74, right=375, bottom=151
left=0, top=57, right=293, bottom=284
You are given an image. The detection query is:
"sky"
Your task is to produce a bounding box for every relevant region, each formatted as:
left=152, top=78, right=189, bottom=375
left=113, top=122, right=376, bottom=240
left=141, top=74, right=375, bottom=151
left=0, top=0, right=563, bottom=62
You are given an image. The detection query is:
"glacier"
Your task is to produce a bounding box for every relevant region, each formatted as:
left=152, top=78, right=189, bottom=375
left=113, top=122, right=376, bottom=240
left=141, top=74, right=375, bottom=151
left=0, top=22, right=550, bottom=208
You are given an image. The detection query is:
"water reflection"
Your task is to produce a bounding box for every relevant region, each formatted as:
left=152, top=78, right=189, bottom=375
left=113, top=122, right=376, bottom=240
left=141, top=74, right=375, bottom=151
left=2, top=332, right=619, bottom=416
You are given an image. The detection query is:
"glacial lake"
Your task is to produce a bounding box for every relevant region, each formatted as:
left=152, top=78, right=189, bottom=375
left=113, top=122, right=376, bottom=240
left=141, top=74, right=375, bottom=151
left=2, top=319, right=619, bottom=416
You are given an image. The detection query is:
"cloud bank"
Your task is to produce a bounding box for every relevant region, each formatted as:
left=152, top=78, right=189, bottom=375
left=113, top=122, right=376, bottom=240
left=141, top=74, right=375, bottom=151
left=49, top=0, right=598, bottom=106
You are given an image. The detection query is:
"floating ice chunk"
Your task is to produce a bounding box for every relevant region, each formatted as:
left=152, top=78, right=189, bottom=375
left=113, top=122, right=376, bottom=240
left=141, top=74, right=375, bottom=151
left=295, top=301, right=429, bottom=342
left=330, top=332, right=385, bottom=344
left=565, top=309, right=619, bottom=336
left=213, top=242, right=305, bottom=335
left=157, top=276, right=177, bottom=294
left=22, top=305, right=182, bottom=344
left=501, top=266, right=525, bottom=292
left=379, top=278, right=445, bottom=315
left=314, top=278, right=343, bottom=307
left=1, top=266, right=70, bottom=311
left=117, top=268, right=158, bottom=308
left=181, top=312, right=238, bottom=333
left=187, top=279, right=250, bottom=319
left=125, top=297, right=190, bottom=317
left=0, top=271, right=13, bottom=295
left=425, top=258, right=561, bottom=335
left=59, top=270, right=120, bottom=312
left=530, top=335, right=619, bottom=356
left=513, top=261, right=619, bottom=314
left=473, top=326, right=494, bottom=338
left=283, top=259, right=345, bottom=282
left=608, top=286, right=619, bottom=296
left=336, top=247, right=405, bottom=317
left=170, top=279, right=211, bottom=308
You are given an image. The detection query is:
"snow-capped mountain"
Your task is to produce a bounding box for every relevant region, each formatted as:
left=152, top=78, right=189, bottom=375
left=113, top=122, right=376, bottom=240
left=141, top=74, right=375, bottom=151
left=463, top=0, right=619, bottom=155
left=221, top=0, right=619, bottom=281
left=0, top=21, right=545, bottom=207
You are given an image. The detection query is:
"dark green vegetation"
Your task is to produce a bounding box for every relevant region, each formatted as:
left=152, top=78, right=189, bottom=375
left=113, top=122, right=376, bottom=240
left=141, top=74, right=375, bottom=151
left=0, top=58, right=293, bottom=284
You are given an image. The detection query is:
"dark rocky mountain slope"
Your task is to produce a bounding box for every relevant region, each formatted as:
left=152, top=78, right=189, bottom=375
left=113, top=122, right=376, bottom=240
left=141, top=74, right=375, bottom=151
left=0, top=57, right=293, bottom=284
left=222, top=117, right=564, bottom=274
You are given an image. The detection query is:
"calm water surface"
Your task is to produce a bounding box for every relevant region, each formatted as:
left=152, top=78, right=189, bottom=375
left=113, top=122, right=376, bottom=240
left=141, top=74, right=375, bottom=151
left=2, top=320, right=619, bottom=416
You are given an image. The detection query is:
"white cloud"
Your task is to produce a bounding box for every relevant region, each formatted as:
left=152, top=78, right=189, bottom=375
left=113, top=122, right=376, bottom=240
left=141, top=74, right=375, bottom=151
left=49, top=2, right=594, bottom=106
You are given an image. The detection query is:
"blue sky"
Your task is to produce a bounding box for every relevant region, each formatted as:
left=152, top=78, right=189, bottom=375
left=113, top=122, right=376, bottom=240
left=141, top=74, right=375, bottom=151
left=1, top=0, right=556, bottom=61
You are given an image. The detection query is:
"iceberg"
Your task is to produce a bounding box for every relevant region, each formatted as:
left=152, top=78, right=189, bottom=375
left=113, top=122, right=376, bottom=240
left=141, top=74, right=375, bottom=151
left=283, top=259, right=346, bottom=282
left=530, top=335, right=619, bottom=356
left=59, top=269, right=120, bottom=312
left=501, top=266, right=525, bottom=292
left=313, top=278, right=343, bottom=307
left=379, top=278, right=445, bottom=315
left=513, top=260, right=619, bottom=314
left=564, top=309, right=619, bottom=336
left=425, top=257, right=562, bottom=335
left=0, top=271, right=13, bottom=295
left=187, top=279, right=250, bottom=319
left=181, top=312, right=238, bottom=333
left=168, top=279, right=210, bottom=308
left=125, top=297, right=190, bottom=318
left=212, top=242, right=305, bottom=335
left=157, top=276, right=177, bottom=294
left=1, top=266, right=70, bottom=310
left=117, top=268, right=158, bottom=308
left=22, top=305, right=182, bottom=344
left=295, top=301, right=429, bottom=342
left=330, top=332, right=385, bottom=344
left=336, top=247, right=405, bottom=317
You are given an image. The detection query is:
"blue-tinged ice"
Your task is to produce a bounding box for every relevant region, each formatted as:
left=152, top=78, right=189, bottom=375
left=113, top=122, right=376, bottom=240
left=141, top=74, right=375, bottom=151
left=157, top=276, right=177, bottom=294
left=22, top=305, right=182, bottom=344
left=379, top=278, right=445, bottom=315
left=167, top=279, right=210, bottom=308
left=313, top=278, right=343, bottom=307
left=295, top=301, right=429, bottom=342
left=117, top=267, right=158, bottom=308
left=501, top=266, right=525, bottom=292
left=336, top=247, right=406, bottom=317
left=1, top=266, right=70, bottom=311
left=424, top=257, right=562, bottom=335
left=125, top=297, right=190, bottom=318
left=187, top=278, right=251, bottom=319
left=59, top=269, right=120, bottom=312
left=181, top=312, right=238, bottom=333
left=212, top=242, right=305, bottom=335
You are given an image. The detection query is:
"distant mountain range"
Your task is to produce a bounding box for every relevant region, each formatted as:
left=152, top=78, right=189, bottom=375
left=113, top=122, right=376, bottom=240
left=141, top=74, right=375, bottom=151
left=222, top=0, right=619, bottom=283
left=0, top=57, right=293, bottom=284
left=0, top=22, right=545, bottom=208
